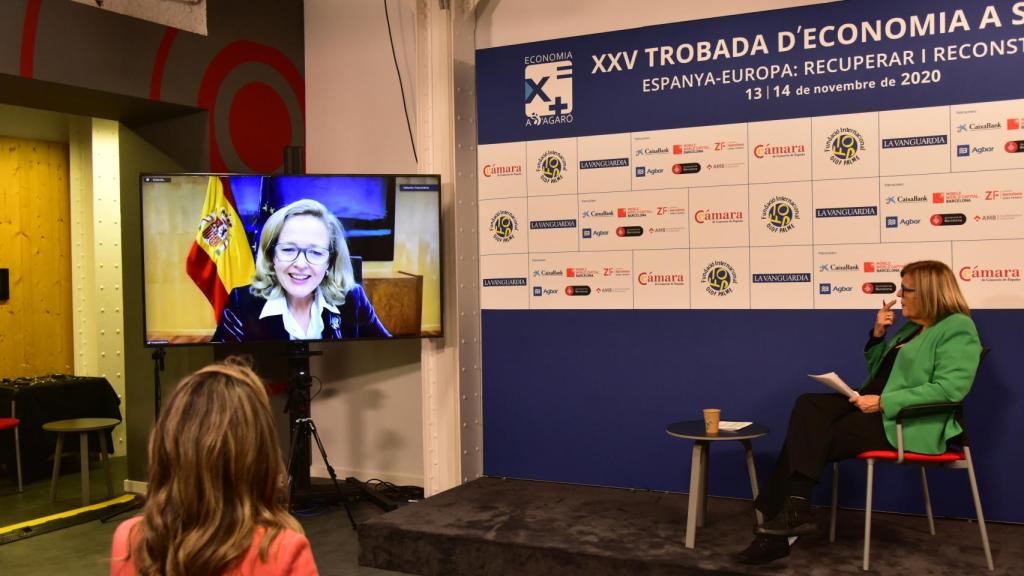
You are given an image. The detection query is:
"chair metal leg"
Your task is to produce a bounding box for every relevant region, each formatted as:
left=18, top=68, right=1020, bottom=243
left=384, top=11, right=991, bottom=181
left=830, top=462, right=838, bottom=543
left=919, top=466, right=935, bottom=535
left=964, top=447, right=994, bottom=570
left=13, top=424, right=23, bottom=493
left=98, top=431, right=113, bottom=499
left=863, top=459, right=874, bottom=571
left=742, top=439, right=763, bottom=525
left=79, top=432, right=90, bottom=506
left=49, top=432, right=64, bottom=503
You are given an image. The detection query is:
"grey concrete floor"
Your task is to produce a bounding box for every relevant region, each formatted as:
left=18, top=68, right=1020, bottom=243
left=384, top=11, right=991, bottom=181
left=0, top=465, right=412, bottom=576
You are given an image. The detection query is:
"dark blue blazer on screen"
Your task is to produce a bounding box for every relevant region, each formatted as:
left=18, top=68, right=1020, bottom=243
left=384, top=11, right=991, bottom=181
left=211, top=284, right=391, bottom=342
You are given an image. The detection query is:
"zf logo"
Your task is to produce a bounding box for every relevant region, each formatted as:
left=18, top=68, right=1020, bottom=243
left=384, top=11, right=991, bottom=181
left=525, top=59, right=573, bottom=126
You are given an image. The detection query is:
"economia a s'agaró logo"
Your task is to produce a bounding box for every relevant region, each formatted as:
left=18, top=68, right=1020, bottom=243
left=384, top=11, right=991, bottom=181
left=524, top=52, right=574, bottom=127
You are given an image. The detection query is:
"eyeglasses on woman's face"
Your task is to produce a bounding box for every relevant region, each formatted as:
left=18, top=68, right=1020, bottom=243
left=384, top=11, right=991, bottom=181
left=273, top=243, right=331, bottom=266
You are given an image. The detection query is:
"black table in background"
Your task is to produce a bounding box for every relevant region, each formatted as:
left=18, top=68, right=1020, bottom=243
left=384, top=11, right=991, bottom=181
left=0, top=376, right=122, bottom=484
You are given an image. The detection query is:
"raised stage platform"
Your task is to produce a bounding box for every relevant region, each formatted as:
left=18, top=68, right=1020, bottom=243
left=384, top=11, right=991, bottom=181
left=359, top=477, right=1022, bottom=575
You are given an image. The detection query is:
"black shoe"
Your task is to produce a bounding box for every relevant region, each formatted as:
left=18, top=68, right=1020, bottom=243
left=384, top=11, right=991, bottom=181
left=755, top=496, right=817, bottom=536
left=736, top=535, right=790, bottom=565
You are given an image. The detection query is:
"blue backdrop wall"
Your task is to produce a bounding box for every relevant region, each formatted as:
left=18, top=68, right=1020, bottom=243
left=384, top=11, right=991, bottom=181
left=483, top=310, right=1023, bottom=522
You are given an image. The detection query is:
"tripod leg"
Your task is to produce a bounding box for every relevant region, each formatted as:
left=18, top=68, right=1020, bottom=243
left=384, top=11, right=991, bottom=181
left=308, top=420, right=357, bottom=531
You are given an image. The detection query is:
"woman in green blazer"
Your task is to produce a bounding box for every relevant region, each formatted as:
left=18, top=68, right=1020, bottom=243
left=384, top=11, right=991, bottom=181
left=738, top=261, right=981, bottom=565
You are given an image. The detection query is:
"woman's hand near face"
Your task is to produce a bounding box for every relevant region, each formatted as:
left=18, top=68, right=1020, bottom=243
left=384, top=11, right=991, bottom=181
left=873, top=299, right=897, bottom=338
left=849, top=394, right=882, bottom=413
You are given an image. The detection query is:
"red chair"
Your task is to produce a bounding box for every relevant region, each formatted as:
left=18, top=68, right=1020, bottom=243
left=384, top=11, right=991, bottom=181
left=828, top=349, right=993, bottom=571
left=0, top=400, right=22, bottom=492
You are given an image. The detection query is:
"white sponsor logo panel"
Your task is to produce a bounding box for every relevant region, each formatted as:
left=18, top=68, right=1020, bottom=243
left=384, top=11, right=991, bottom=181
left=631, top=123, right=747, bottom=190
left=689, top=247, right=750, bottom=309
left=527, top=195, right=580, bottom=253
left=479, top=197, right=528, bottom=256
left=578, top=133, right=632, bottom=194
left=952, top=240, right=1024, bottom=309
left=812, top=178, right=881, bottom=245
left=880, top=170, right=1024, bottom=243
left=480, top=254, right=531, bottom=309
left=750, top=246, right=815, bottom=309
left=529, top=251, right=634, bottom=309
left=478, top=142, right=527, bottom=200
left=813, top=243, right=951, bottom=310
left=479, top=100, right=1024, bottom=310
left=689, top=185, right=749, bottom=248
left=811, top=112, right=879, bottom=181
left=578, top=189, right=688, bottom=251
left=748, top=118, right=812, bottom=184
left=749, top=181, right=813, bottom=247
left=526, top=137, right=578, bottom=196
left=951, top=99, right=1024, bottom=173
left=633, top=249, right=690, bottom=309
left=879, top=106, right=951, bottom=177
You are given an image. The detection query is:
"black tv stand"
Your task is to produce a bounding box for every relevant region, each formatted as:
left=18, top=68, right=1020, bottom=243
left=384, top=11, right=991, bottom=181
left=284, top=343, right=397, bottom=522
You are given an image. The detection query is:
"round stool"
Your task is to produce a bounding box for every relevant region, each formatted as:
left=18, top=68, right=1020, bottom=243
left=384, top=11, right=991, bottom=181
left=43, top=418, right=120, bottom=505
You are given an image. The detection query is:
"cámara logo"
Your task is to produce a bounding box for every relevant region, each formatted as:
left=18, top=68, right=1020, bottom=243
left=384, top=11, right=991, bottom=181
left=536, top=150, right=567, bottom=184
left=489, top=210, right=519, bottom=243
left=753, top=143, right=806, bottom=159
left=761, top=196, right=799, bottom=233
left=637, top=271, right=685, bottom=286
left=825, top=128, right=865, bottom=165
left=959, top=266, right=1022, bottom=282
left=701, top=260, right=737, bottom=296
left=694, top=209, right=744, bottom=224
left=524, top=53, right=573, bottom=127
left=482, top=163, right=522, bottom=178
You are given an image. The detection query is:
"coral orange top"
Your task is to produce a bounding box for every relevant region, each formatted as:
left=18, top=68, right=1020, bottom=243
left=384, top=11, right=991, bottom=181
left=110, top=516, right=319, bottom=576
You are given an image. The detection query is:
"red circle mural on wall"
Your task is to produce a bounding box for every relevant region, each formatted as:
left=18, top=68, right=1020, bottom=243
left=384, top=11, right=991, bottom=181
left=229, top=82, right=293, bottom=173
left=197, top=40, right=305, bottom=173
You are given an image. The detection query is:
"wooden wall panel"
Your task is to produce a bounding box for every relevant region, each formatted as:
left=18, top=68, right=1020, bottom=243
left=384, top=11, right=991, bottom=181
left=0, top=136, right=73, bottom=378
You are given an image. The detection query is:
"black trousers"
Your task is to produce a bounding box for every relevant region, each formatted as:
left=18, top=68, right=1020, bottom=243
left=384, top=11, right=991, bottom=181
left=754, top=393, right=893, bottom=520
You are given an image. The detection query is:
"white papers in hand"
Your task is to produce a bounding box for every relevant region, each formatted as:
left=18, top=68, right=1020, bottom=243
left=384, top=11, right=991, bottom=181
left=807, top=372, right=860, bottom=398
left=718, top=421, right=752, bottom=431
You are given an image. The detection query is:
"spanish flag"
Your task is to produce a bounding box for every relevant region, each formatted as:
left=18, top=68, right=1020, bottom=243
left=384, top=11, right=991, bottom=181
left=185, top=177, right=256, bottom=321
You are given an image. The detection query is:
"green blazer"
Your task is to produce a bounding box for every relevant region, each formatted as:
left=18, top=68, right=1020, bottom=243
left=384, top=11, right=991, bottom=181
left=862, top=313, right=981, bottom=455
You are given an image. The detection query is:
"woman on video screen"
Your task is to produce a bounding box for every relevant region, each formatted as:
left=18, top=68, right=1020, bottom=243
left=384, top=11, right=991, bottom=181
left=212, top=199, right=391, bottom=342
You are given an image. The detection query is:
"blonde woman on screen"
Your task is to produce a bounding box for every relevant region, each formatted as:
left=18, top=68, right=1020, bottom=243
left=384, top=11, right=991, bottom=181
left=212, top=199, right=390, bottom=342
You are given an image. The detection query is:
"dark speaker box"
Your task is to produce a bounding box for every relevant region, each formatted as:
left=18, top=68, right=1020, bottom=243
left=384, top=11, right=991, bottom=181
left=0, top=269, right=8, bottom=300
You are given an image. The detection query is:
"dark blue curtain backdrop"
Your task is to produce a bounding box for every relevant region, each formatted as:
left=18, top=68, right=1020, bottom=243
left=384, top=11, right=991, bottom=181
left=483, top=309, right=1024, bottom=522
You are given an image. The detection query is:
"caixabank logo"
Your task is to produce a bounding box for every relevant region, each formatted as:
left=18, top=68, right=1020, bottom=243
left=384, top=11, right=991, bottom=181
left=524, top=52, right=574, bottom=127
left=761, top=196, right=799, bottom=233
left=701, top=260, right=737, bottom=296
left=825, top=128, right=865, bottom=165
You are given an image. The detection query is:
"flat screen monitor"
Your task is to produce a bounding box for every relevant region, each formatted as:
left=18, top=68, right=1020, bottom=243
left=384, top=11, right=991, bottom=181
left=140, top=173, right=442, bottom=346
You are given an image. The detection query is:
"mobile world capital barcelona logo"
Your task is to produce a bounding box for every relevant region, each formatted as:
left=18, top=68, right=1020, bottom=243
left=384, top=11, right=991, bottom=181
left=524, top=52, right=574, bottom=127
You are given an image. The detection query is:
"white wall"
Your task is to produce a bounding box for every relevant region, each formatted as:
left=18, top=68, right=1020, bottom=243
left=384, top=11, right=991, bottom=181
left=304, top=0, right=425, bottom=486
left=476, top=0, right=836, bottom=49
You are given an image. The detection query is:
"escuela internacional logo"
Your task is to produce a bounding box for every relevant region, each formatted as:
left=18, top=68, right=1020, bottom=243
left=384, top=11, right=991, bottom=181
left=524, top=52, right=574, bottom=127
